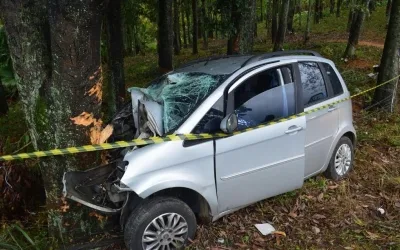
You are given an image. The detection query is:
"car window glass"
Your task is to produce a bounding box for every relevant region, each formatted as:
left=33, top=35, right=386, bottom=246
left=193, top=96, right=224, bottom=134
left=322, top=63, right=344, bottom=96
left=234, top=66, right=296, bottom=131
left=299, top=62, right=328, bottom=106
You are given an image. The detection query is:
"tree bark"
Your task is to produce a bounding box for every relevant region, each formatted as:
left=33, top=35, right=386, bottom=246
left=330, top=0, right=335, bottom=13
left=107, top=0, right=125, bottom=115
left=305, top=0, right=313, bottom=43
left=185, top=0, right=192, bottom=45
left=0, top=0, right=107, bottom=242
left=260, top=0, right=264, bottom=21
left=287, top=0, right=295, bottom=32
left=271, top=0, right=279, bottom=43
left=174, top=0, right=181, bottom=55
left=347, top=0, right=356, bottom=31
left=181, top=2, right=188, bottom=48
left=227, top=0, right=256, bottom=55
left=343, top=0, right=370, bottom=59
left=274, top=0, right=290, bottom=51
left=386, top=0, right=392, bottom=16
left=201, top=0, right=208, bottom=49
left=372, top=0, right=400, bottom=112
left=158, top=0, right=174, bottom=72
left=192, top=0, right=199, bottom=54
left=336, top=0, right=342, bottom=17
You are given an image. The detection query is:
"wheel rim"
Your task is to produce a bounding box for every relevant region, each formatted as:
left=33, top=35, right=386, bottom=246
left=334, top=144, right=352, bottom=176
left=142, top=213, right=188, bottom=250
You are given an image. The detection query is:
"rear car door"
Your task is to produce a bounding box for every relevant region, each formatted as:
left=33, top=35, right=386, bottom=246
left=299, top=61, right=341, bottom=177
left=215, top=62, right=306, bottom=212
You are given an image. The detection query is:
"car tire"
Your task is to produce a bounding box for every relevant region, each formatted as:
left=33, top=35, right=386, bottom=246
left=124, top=196, right=197, bottom=250
left=324, top=136, right=354, bottom=181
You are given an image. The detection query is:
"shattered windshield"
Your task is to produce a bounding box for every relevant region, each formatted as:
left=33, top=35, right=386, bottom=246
left=129, top=72, right=228, bottom=134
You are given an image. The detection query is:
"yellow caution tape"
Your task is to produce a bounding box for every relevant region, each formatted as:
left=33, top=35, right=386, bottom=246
left=1, top=74, right=399, bottom=161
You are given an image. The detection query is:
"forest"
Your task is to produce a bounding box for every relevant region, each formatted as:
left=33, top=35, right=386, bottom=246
left=0, top=0, right=399, bottom=249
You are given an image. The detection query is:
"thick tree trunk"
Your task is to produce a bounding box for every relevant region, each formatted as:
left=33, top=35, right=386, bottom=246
left=271, top=0, right=279, bottom=43
left=343, top=0, right=370, bottom=59
left=305, top=0, right=313, bottom=43
left=1, top=0, right=107, bottom=242
left=372, top=0, right=400, bottom=112
left=107, top=0, right=125, bottom=115
left=228, top=0, right=256, bottom=55
left=192, top=0, right=199, bottom=54
left=274, top=0, right=290, bottom=51
left=347, top=0, right=356, bottom=31
left=201, top=0, right=208, bottom=49
left=336, top=0, right=342, bottom=17
left=181, top=2, right=188, bottom=48
left=174, top=0, right=181, bottom=55
left=158, top=0, right=174, bottom=72
left=330, top=0, right=335, bottom=13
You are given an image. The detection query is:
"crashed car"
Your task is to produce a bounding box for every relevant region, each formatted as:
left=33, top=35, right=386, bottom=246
left=63, top=50, right=356, bottom=250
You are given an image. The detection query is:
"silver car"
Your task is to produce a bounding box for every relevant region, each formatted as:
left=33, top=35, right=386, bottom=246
left=63, top=50, right=356, bottom=250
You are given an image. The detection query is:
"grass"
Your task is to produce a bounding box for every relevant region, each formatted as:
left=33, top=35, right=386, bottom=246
left=2, top=4, right=400, bottom=250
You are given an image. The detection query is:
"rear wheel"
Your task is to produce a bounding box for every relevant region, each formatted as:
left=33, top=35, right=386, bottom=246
left=324, top=136, right=354, bottom=180
left=124, top=196, right=197, bottom=250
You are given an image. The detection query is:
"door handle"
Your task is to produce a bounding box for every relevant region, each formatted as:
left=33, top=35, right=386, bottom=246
left=328, top=105, right=337, bottom=112
left=285, top=126, right=303, bottom=134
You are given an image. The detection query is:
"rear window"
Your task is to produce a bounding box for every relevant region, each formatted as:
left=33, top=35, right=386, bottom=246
left=299, top=62, right=328, bottom=106
left=322, top=63, right=344, bottom=96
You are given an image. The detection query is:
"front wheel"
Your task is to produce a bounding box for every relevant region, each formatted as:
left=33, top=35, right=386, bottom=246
left=324, top=136, right=354, bottom=180
left=124, top=196, right=197, bottom=250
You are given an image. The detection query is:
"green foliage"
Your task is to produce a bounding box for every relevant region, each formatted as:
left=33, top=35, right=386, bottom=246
left=0, top=25, right=16, bottom=94
left=0, top=224, right=54, bottom=250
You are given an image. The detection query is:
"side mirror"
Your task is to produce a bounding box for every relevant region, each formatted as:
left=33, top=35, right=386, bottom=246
left=220, top=113, right=238, bottom=134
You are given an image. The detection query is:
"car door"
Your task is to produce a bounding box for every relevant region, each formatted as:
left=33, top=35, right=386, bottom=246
left=215, top=62, right=306, bottom=212
left=299, top=61, right=340, bottom=178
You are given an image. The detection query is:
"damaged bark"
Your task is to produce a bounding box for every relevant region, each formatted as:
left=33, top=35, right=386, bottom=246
left=0, top=0, right=108, bottom=243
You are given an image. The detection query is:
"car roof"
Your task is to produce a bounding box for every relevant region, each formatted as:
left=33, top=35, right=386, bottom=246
left=174, top=50, right=324, bottom=76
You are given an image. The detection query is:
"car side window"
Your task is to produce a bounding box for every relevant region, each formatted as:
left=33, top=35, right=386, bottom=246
left=321, top=62, right=344, bottom=96
left=233, top=65, right=296, bottom=131
left=193, top=96, right=224, bottom=134
left=299, top=62, right=328, bottom=107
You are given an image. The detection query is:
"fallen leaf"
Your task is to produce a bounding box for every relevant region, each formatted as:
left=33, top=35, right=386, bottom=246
left=312, top=214, right=327, bottom=220
left=273, top=231, right=286, bottom=237
left=288, top=211, right=298, bottom=218
left=328, top=184, right=339, bottom=189
left=317, top=193, right=324, bottom=202
left=366, top=231, right=380, bottom=240
left=312, top=226, right=321, bottom=234
left=394, top=202, right=400, bottom=208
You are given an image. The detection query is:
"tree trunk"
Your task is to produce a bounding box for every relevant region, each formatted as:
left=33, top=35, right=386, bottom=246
left=386, top=0, right=392, bottom=16
left=287, top=0, right=295, bottom=32
left=158, top=0, right=174, bottom=72
left=0, top=79, right=8, bottom=115
left=347, top=0, right=356, bottom=31
left=314, top=0, right=320, bottom=23
left=372, top=0, right=400, bottom=112
left=343, top=0, right=370, bottom=59
left=185, top=0, right=192, bottom=45
left=305, top=0, right=313, bottom=43
left=260, top=0, right=264, bottom=21
left=336, top=0, right=342, bottom=17
left=266, top=0, right=271, bottom=30
left=1, top=0, right=107, bottom=242
left=330, top=0, right=335, bottom=13
left=174, top=0, right=181, bottom=55
left=201, top=0, right=208, bottom=49
left=182, top=2, right=188, bottom=48
left=107, top=0, right=125, bottom=115
left=274, top=0, right=290, bottom=51
left=271, top=0, right=279, bottom=43
left=192, top=0, right=199, bottom=54
left=319, top=0, right=323, bottom=19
